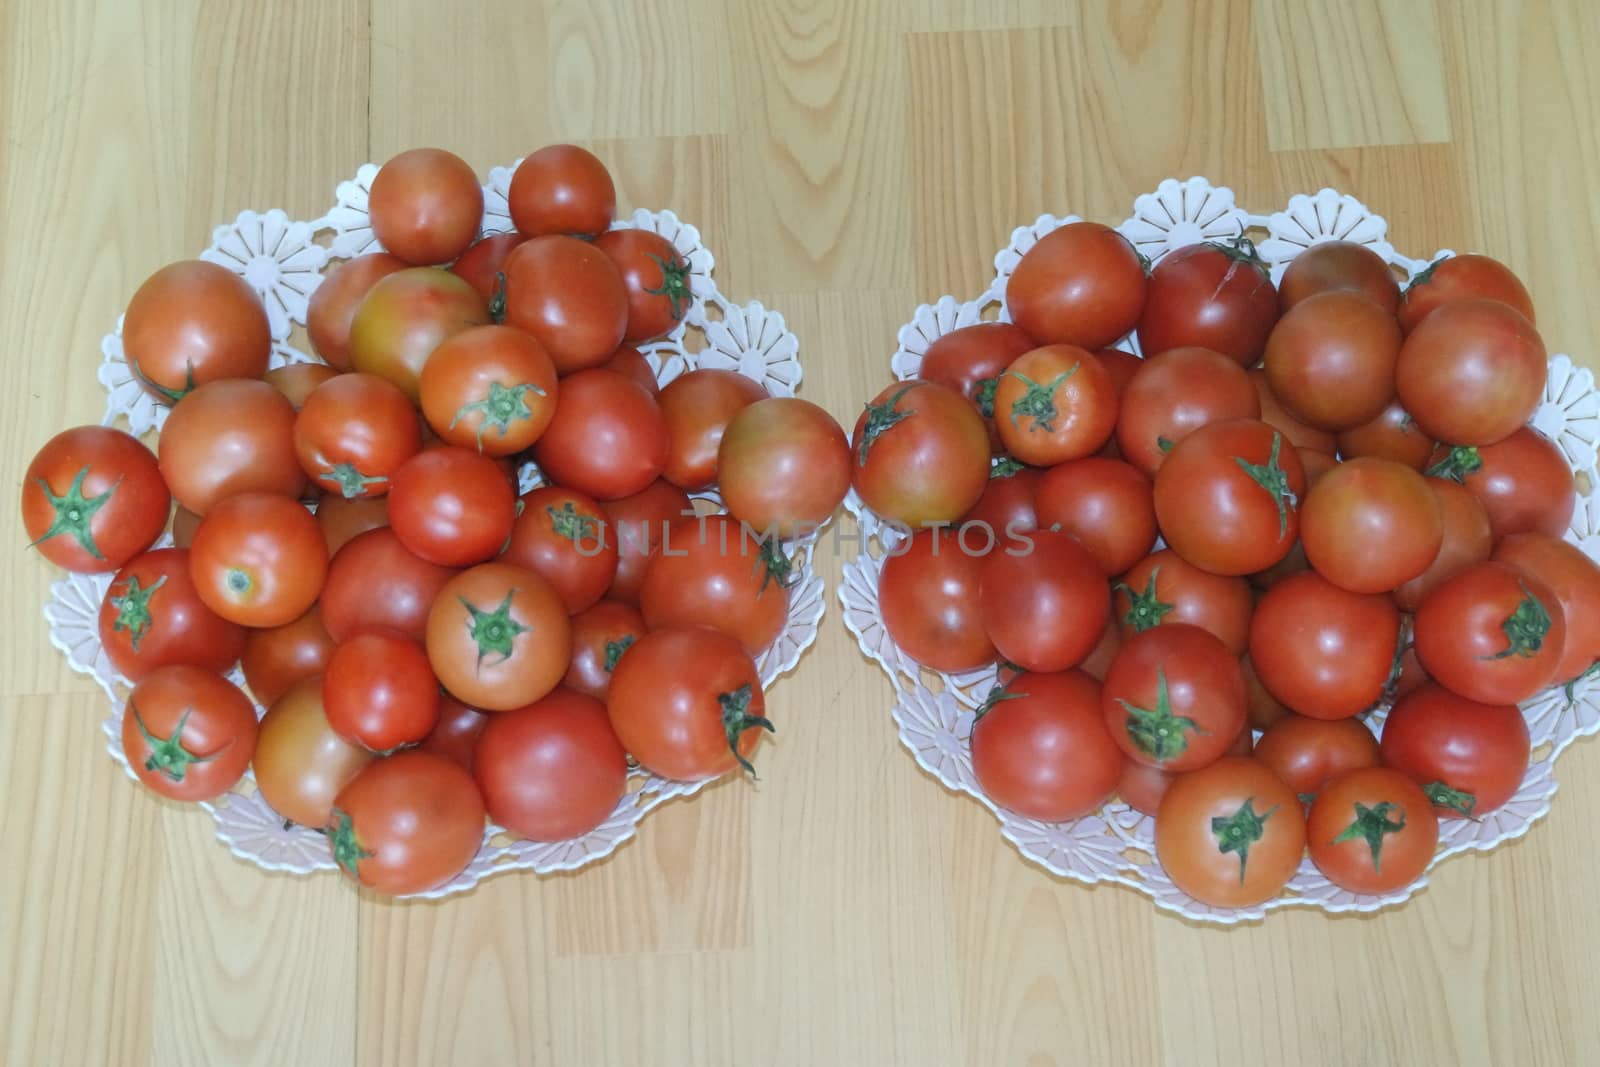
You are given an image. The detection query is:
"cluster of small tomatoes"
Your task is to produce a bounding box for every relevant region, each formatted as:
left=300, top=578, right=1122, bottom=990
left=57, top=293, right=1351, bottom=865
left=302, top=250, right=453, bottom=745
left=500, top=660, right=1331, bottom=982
left=862, top=221, right=1596, bottom=908
left=21, top=145, right=852, bottom=897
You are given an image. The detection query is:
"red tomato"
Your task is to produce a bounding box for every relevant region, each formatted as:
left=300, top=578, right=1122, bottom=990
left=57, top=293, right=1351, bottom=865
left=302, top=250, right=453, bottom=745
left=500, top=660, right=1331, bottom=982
left=508, top=144, right=615, bottom=238
left=718, top=397, right=852, bottom=538
left=99, top=548, right=245, bottom=682
left=1007, top=222, right=1147, bottom=349
left=1300, top=458, right=1442, bottom=593
left=501, top=236, right=629, bottom=374
left=1249, top=368, right=1338, bottom=456
left=879, top=529, right=996, bottom=672
left=1101, top=624, right=1246, bottom=771
left=1413, top=561, right=1567, bottom=705
left=1254, top=714, right=1380, bottom=800
left=993, top=345, right=1117, bottom=465
left=606, top=626, right=770, bottom=780
left=23, top=426, right=169, bottom=573
left=158, top=379, right=302, bottom=515
left=601, top=345, right=658, bottom=394
left=1392, top=478, right=1492, bottom=612
left=1034, top=457, right=1156, bottom=575
left=980, top=529, right=1108, bottom=673
left=640, top=515, right=791, bottom=655
left=323, top=630, right=440, bottom=751
left=293, top=372, right=421, bottom=499
left=328, top=751, right=485, bottom=895
left=189, top=493, right=327, bottom=628
left=1114, top=549, right=1254, bottom=655
left=920, top=323, right=1037, bottom=450
left=426, top=562, right=571, bottom=711
left=475, top=688, right=628, bottom=841
left=971, top=670, right=1122, bottom=821
left=240, top=605, right=336, bottom=706
left=1114, top=346, right=1259, bottom=476
left=1117, top=757, right=1173, bottom=817
left=121, top=665, right=258, bottom=802
left=1249, top=571, right=1399, bottom=720
left=265, top=363, right=340, bottom=408
left=1153, top=419, right=1307, bottom=576
left=253, top=677, right=374, bottom=827
left=1336, top=399, right=1435, bottom=470
left=1494, top=533, right=1600, bottom=682
left=419, top=325, right=558, bottom=456
left=320, top=527, right=455, bottom=642
left=316, top=495, right=389, bottom=556
left=1155, top=756, right=1305, bottom=908
left=1381, top=682, right=1529, bottom=819
left=564, top=599, right=647, bottom=700
left=449, top=232, right=526, bottom=301
left=121, top=260, right=271, bottom=402
left=1077, top=617, right=1125, bottom=681
left=418, top=695, right=488, bottom=773
left=600, top=479, right=694, bottom=604
left=658, top=369, right=768, bottom=490
left=959, top=464, right=1040, bottom=548
left=388, top=447, right=516, bottom=566
left=1426, top=429, right=1575, bottom=543
left=1398, top=253, right=1535, bottom=333
left=306, top=253, right=409, bottom=368
left=349, top=267, right=488, bottom=402
left=1262, top=290, right=1400, bottom=432
left=501, top=486, right=618, bottom=614
left=1306, top=767, right=1438, bottom=894
left=852, top=380, right=990, bottom=527
left=1395, top=299, right=1546, bottom=446
left=532, top=368, right=668, bottom=501
left=1278, top=240, right=1400, bottom=316
left=367, top=148, right=483, bottom=265
left=593, top=229, right=693, bottom=342
left=1138, top=238, right=1278, bottom=365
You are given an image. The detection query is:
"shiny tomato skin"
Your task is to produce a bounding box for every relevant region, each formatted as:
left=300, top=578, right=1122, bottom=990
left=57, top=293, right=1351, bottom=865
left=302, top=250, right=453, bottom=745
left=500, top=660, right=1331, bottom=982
left=1413, top=561, right=1567, bottom=705
left=293, top=372, right=421, bottom=499
left=600, top=480, right=694, bottom=604
left=508, top=144, right=615, bottom=238
left=418, top=695, right=488, bottom=773
left=532, top=368, right=669, bottom=501
left=189, top=493, right=328, bottom=628
left=265, top=363, right=340, bottom=409
left=1300, top=457, right=1442, bottom=594
left=564, top=599, right=647, bottom=700
left=979, top=529, right=1109, bottom=673
left=502, top=236, right=629, bottom=374
left=1117, top=757, right=1173, bottom=816
left=1034, top=457, right=1156, bottom=575
left=960, top=466, right=1041, bottom=548
left=1306, top=767, right=1438, bottom=894
left=158, top=379, right=302, bottom=515
left=1395, top=298, right=1546, bottom=446
left=1426, top=429, right=1575, bottom=544
left=1494, top=532, right=1600, bottom=682
left=920, top=323, right=1037, bottom=450
left=306, top=253, right=409, bottom=369
left=718, top=398, right=852, bottom=538
left=121, top=260, right=271, bottom=402
left=993, top=345, right=1118, bottom=465
left=253, top=676, right=374, bottom=827
left=449, top=233, right=527, bottom=300
left=500, top=486, right=618, bottom=614
left=594, top=229, right=693, bottom=343
left=323, top=630, right=440, bottom=751
left=1006, top=222, right=1147, bottom=349
left=1114, top=346, right=1259, bottom=476
left=1114, top=549, right=1254, bottom=655
left=658, top=369, right=768, bottom=491
left=419, top=324, right=559, bottom=456
left=1262, top=290, right=1401, bottom=432
left=367, top=148, right=483, bottom=265
left=1336, top=399, right=1435, bottom=470
left=1155, top=756, right=1305, bottom=908
left=1398, top=253, right=1535, bottom=333
left=602, top=345, right=658, bottom=394
left=1278, top=240, right=1400, bottom=315
left=852, top=380, right=990, bottom=527
left=388, top=447, right=517, bottom=566
left=23, top=426, right=170, bottom=573
left=1380, top=683, right=1530, bottom=818
left=1138, top=240, right=1278, bottom=365
left=1254, top=714, right=1381, bottom=800
left=316, top=495, right=389, bottom=556
left=640, top=515, right=789, bottom=656
left=320, top=527, right=456, bottom=642
left=1392, top=478, right=1492, bottom=613
left=1249, top=571, right=1399, bottom=720
left=240, top=605, right=336, bottom=706
left=970, top=670, right=1122, bottom=821
left=327, top=751, right=485, bottom=896
left=348, top=267, right=488, bottom=402
left=121, top=665, right=258, bottom=802
left=879, top=529, right=996, bottom=672
left=1101, top=624, right=1247, bottom=771
left=426, top=563, right=571, bottom=711
left=1250, top=368, right=1338, bottom=456
left=99, top=548, right=246, bottom=682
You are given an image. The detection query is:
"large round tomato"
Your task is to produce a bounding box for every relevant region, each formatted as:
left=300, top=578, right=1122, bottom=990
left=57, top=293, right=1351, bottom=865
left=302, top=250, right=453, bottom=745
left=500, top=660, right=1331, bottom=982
left=564, top=599, right=647, bottom=700
left=1300, top=458, right=1442, bottom=593
left=323, top=630, right=440, bottom=751
left=606, top=626, right=770, bottom=780
left=1395, top=298, right=1545, bottom=446
left=500, top=486, right=618, bottom=614
left=658, top=369, right=768, bottom=490
left=1249, top=368, right=1337, bottom=455
left=1101, top=624, right=1245, bottom=771
left=1034, top=457, right=1156, bottom=575
left=980, top=529, right=1108, bottom=672
left=1006, top=222, right=1146, bottom=349
left=418, top=695, right=488, bottom=773
left=158, top=380, right=302, bottom=515
left=189, top=493, right=327, bottom=628
left=121, top=665, right=257, bottom=802
left=600, top=479, right=693, bottom=604
left=1114, top=346, right=1259, bottom=476
left=1426, top=428, right=1575, bottom=543
left=993, top=345, right=1117, bottom=465
left=960, top=464, right=1040, bottom=547
left=532, top=368, right=668, bottom=500
left=1494, top=533, right=1600, bottom=683
left=23, top=426, right=169, bottom=573
left=293, top=372, right=420, bottom=499
left=593, top=229, right=693, bottom=342
left=1413, top=561, right=1567, bottom=705
left=1381, top=683, right=1529, bottom=818
left=1277, top=240, right=1400, bottom=315
left=1306, top=767, right=1438, bottom=893
left=1154, top=756, right=1305, bottom=908
left=718, top=397, right=852, bottom=538
left=1262, top=290, right=1400, bottom=431
left=1153, top=419, right=1306, bottom=576
left=327, top=751, right=485, bottom=896
left=265, top=363, right=340, bottom=408
left=1336, top=399, right=1434, bottom=470
left=306, top=253, right=409, bottom=369
left=367, top=147, right=483, bottom=265
left=475, top=688, right=628, bottom=841
left=640, top=515, right=790, bottom=656
left=508, top=144, right=615, bottom=238
left=879, top=529, right=995, bottom=671
left=1398, top=253, right=1535, bottom=333
left=240, top=605, right=335, bottom=706
left=349, top=267, right=488, bottom=402
left=253, top=676, right=373, bottom=827
left=426, top=562, right=571, bottom=711
left=449, top=233, right=527, bottom=300
left=99, top=548, right=245, bottom=681
left=320, top=527, right=456, bottom=642
left=418, top=325, right=559, bottom=456
left=1113, top=549, right=1254, bottom=655
left=1392, top=478, right=1492, bottom=612
left=501, top=236, right=629, bottom=374
left=316, top=494, right=389, bottom=556
left=919, top=322, right=1036, bottom=449
left=1249, top=571, right=1399, bottom=719
left=970, top=670, right=1122, bottom=821
left=387, top=446, right=516, bottom=567
left=1254, top=714, right=1380, bottom=800
left=121, top=260, right=270, bottom=402
left=852, top=380, right=990, bottom=527
left=1138, top=238, right=1278, bottom=365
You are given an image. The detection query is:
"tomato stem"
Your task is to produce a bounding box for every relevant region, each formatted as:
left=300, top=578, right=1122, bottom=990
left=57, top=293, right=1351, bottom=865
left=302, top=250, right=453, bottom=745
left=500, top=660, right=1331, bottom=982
left=109, top=573, right=167, bottom=653
left=1422, top=781, right=1477, bottom=818
left=1483, top=582, right=1553, bottom=661
left=755, top=538, right=796, bottom=594
left=989, top=456, right=1025, bottom=479
left=856, top=384, right=919, bottom=465
left=603, top=635, right=635, bottom=673
left=488, top=272, right=508, bottom=325
left=718, top=684, right=774, bottom=779
left=1004, top=368, right=1076, bottom=433
left=322, top=463, right=387, bottom=499
left=1211, top=797, right=1278, bottom=886
left=449, top=380, right=546, bottom=451
left=1115, top=668, right=1203, bottom=764
left=128, top=355, right=196, bottom=405
left=460, top=591, right=531, bottom=670
left=29, top=465, right=117, bottom=562
left=1233, top=431, right=1296, bottom=540
left=1115, top=570, right=1174, bottom=633
left=130, top=700, right=220, bottom=783
left=973, top=376, right=1000, bottom=419
left=1403, top=256, right=1444, bottom=295
left=642, top=252, right=693, bottom=323
left=971, top=683, right=1025, bottom=726
left=1330, top=799, right=1407, bottom=873
left=1424, top=445, right=1481, bottom=483
left=326, top=807, right=374, bottom=880
left=547, top=501, right=602, bottom=547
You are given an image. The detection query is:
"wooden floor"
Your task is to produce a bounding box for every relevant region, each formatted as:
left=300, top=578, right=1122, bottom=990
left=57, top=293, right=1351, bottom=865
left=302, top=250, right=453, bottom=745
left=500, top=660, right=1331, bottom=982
left=4, top=1, right=1599, bottom=1064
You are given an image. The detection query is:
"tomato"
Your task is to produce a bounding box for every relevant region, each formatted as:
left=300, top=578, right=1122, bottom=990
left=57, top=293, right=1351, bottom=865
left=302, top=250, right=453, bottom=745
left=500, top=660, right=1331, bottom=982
left=1154, top=756, right=1305, bottom=908
left=564, top=599, right=647, bottom=700
left=600, top=479, right=694, bottom=604
left=1392, top=478, right=1492, bottom=612
left=1306, top=767, right=1437, bottom=894
left=1006, top=222, right=1147, bottom=349
left=252, top=676, right=374, bottom=827
left=418, top=695, right=488, bottom=773
left=592, top=228, right=692, bottom=342
left=531, top=368, right=668, bottom=500
left=316, top=494, right=389, bottom=556
left=367, top=147, right=483, bottom=265
left=327, top=751, right=485, bottom=895
left=658, top=369, right=768, bottom=490
left=1395, top=298, right=1546, bottom=446
left=1153, top=419, right=1306, bottom=576
left=1243, top=654, right=1289, bottom=731
left=320, top=527, right=456, bottom=642
left=426, top=562, right=571, bottom=711
left=157, top=379, right=302, bottom=515
left=1248, top=571, right=1398, bottom=720
left=99, top=548, right=245, bottom=682
left=1277, top=240, right=1400, bottom=316
left=877, top=529, right=995, bottom=671
left=449, top=232, right=526, bottom=300
left=265, top=362, right=340, bottom=408
left=919, top=322, right=1037, bottom=450
left=1494, top=533, right=1600, bottom=682
left=349, top=267, right=487, bottom=402
left=852, top=380, right=990, bottom=527
left=980, top=529, right=1108, bottom=673
left=1034, top=457, right=1156, bottom=575
left=1336, top=399, right=1434, bottom=470
left=188, top=493, right=327, bottom=628
left=1249, top=368, right=1338, bottom=455
left=1414, top=561, right=1567, bottom=704
left=718, top=397, right=852, bottom=538
left=1117, top=757, right=1173, bottom=816
left=1101, top=624, right=1245, bottom=771
left=23, top=427, right=169, bottom=573
left=387, top=446, right=516, bottom=566
left=602, top=345, right=658, bottom=394
left=1254, top=714, right=1380, bottom=801
left=1300, top=458, right=1441, bottom=593
left=1114, top=549, right=1253, bottom=655
left=993, top=346, right=1117, bottom=465
left=970, top=670, right=1122, bottom=821
left=474, top=687, right=628, bottom=840
left=1381, top=685, right=1529, bottom=823
left=292, top=372, right=421, bottom=499
left=500, top=486, right=618, bottom=614
left=1138, top=238, right=1278, bottom=365
left=640, top=515, right=791, bottom=656
left=419, top=324, right=559, bottom=456
left=323, top=630, right=440, bottom=751
left=121, top=260, right=271, bottom=403
left=1426, top=428, right=1575, bottom=543
left=1398, top=253, right=1535, bottom=333
left=1262, top=290, right=1400, bottom=432
left=306, top=253, right=409, bottom=368
left=240, top=605, right=335, bottom=706
left=1113, top=346, right=1259, bottom=477
left=508, top=144, right=615, bottom=238
left=121, top=665, right=258, bottom=802
left=501, top=236, right=629, bottom=374
left=607, top=626, right=770, bottom=780
left=960, top=464, right=1040, bottom=547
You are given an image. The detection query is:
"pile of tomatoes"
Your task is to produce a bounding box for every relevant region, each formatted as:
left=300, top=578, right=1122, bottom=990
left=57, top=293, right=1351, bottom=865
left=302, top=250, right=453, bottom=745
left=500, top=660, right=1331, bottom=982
left=865, top=222, right=1596, bottom=908
left=22, top=144, right=850, bottom=897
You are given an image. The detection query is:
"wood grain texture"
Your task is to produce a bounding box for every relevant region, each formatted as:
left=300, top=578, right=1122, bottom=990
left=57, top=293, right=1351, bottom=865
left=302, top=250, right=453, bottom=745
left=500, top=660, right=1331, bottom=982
left=5, top=1, right=1600, bottom=1064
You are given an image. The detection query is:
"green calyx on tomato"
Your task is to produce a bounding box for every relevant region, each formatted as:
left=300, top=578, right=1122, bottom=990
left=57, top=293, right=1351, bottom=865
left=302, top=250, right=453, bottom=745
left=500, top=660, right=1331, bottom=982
left=131, top=701, right=219, bottom=783
left=450, top=380, right=547, bottom=451
left=971, top=684, right=1025, bottom=726
left=322, top=462, right=387, bottom=499
left=1004, top=368, right=1076, bottom=434
left=1330, top=800, right=1407, bottom=873
left=1425, top=445, right=1483, bottom=483
left=1116, top=668, right=1203, bottom=763
left=973, top=376, right=999, bottom=419
left=1207, top=234, right=1271, bottom=280
left=128, top=355, right=196, bottom=405
left=28, top=465, right=117, bottom=561
left=488, top=272, right=508, bottom=324
left=1403, top=257, right=1444, bottom=294
left=547, top=501, right=601, bottom=546
left=1422, top=781, right=1477, bottom=818
left=856, top=384, right=918, bottom=465
left=1382, top=621, right=1413, bottom=703
left=1233, top=431, right=1296, bottom=539
left=460, top=590, right=531, bottom=669
left=1211, top=797, right=1278, bottom=886
left=717, top=684, right=775, bottom=778
left=603, top=635, right=635, bottom=673
left=1484, top=583, right=1553, bottom=661
left=110, top=573, right=168, bottom=652
left=327, top=807, right=375, bottom=879
left=643, top=252, right=693, bottom=322
left=1116, top=569, right=1174, bottom=633
left=1156, top=435, right=1175, bottom=454
left=990, top=456, right=1025, bottom=479
left=756, top=539, right=795, bottom=595
left=1566, top=661, right=1600, bottom=706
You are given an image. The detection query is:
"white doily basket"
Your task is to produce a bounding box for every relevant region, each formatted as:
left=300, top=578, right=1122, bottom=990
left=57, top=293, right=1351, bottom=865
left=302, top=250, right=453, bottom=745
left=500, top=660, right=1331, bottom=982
left=844, top=177, right=1600, bottom=924
left=50, top=160, right=825, bottom=898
